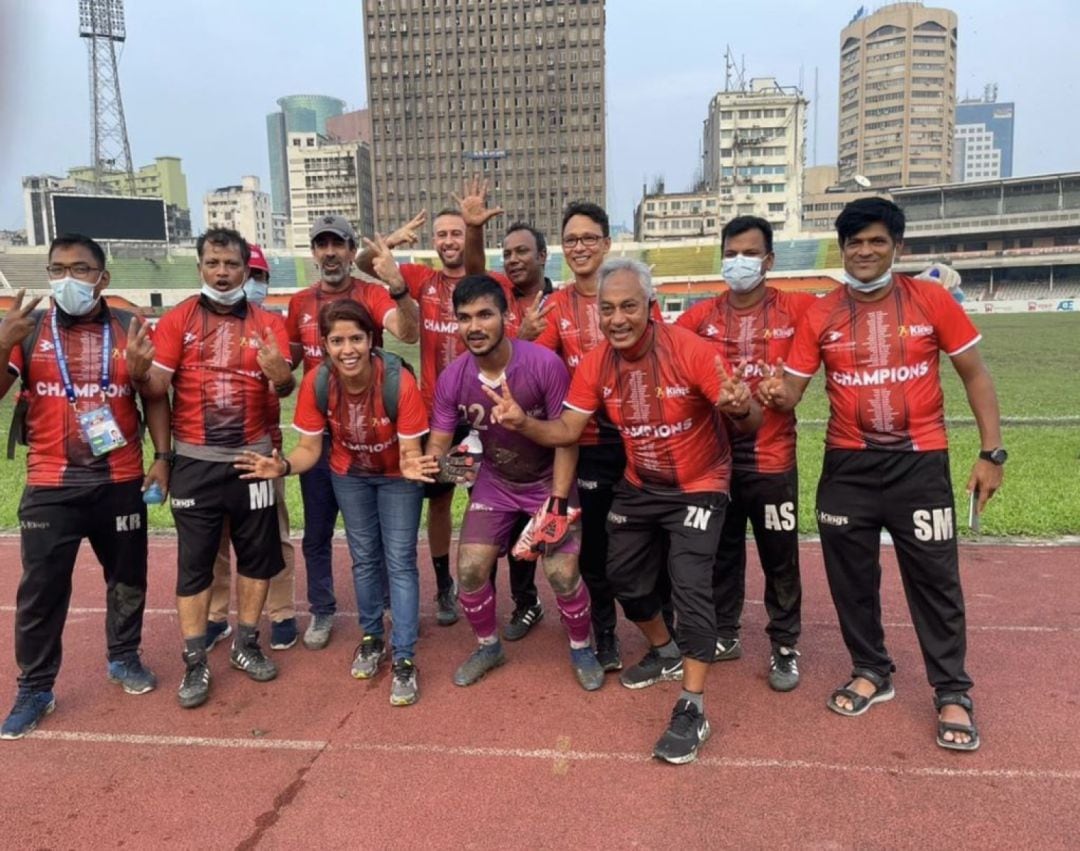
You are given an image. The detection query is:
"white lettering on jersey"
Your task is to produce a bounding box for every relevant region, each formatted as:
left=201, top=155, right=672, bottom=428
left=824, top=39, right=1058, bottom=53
left=830, top=360, right=930, bottom=387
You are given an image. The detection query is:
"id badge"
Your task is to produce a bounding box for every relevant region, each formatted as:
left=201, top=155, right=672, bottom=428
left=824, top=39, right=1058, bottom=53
left=77, top=405, right=128, bottom=457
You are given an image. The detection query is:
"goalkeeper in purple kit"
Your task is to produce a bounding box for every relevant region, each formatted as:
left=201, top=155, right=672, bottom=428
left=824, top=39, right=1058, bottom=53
left=402, top=275, right=604, bottom=691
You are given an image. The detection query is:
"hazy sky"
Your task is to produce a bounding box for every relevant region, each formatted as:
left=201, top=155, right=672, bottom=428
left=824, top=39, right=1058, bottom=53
left=2, top=0, right=1077, bottom=233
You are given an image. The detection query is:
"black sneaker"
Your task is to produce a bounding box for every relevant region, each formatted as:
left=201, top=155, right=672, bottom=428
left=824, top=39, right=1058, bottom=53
left=178, top=651, right=211, bottom=709
left=230, top=634, right=278, bottom=682
left=205, top=620, right=232, bottom=651
left=595, top=630, right=622, bottom=672
left=503, top=602, right=544, bottom=641
left=435, top=583, right=459, bottom=626
left=768, top=646, right=801, bottom=692
left=714, top=636, right=742, bottom=662
left=653, top=699, right=711, bottom=765
left=619, top=647, right=683, bottom=690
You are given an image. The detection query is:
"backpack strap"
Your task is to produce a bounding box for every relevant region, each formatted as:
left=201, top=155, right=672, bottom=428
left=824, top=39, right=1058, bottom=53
left=313, top=360, right=332, bottom=416
left=374, top=348, right=404, bottom=424
left=7, top=310, right=46, bottom=459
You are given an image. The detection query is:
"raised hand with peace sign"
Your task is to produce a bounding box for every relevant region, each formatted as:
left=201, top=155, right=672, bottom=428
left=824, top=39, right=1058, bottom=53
left=385, top=209, right=427, bottom=250
left=516, top=297, right=556, bottom=342
left=0, top=289, right=44, bottom=353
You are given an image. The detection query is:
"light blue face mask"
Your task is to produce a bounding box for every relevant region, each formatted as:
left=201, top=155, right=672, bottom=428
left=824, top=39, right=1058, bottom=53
left=843, top=250, right=896, bottom=293
left=50, top=275, right=101, bottom=316
left=201, top=282, right=246, bottom=306
left=242, top=278, right=269, bottom=305
left=721, top=255, right=766, bottom=293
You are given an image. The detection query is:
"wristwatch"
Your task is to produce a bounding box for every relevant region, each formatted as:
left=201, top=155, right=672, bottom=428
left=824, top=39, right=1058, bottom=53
left=390, top=287, right=411, bottom=301
left=154, top=450, right=176, bottom=463
left=978, top=447, right=1008, bottom=465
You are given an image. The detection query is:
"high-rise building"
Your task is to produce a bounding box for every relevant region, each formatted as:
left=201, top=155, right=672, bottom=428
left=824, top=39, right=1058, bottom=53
left=838, top=3, right=958, bottom=189
left=285, top=132, right=375, bottom=252
left=955, top=92, right=1014, bottom=182
left=266, top=95, right=346, bottom=217
left=326, top=109, right=373, bottom=145
left=701, top=77, right=807, bottom=234
left=203, top=176, right=273, bottom=247
left=362, top=0, right=606, bottom=248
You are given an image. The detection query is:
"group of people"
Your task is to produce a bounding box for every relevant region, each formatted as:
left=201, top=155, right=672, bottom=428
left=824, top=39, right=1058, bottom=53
left=0, top=189, right=1005, bottom=765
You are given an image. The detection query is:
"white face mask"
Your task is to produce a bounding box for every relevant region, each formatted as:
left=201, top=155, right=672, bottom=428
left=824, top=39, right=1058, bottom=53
left=722, top=255, right=766, bottom=293
left=201, top=282, right=246, bottom=306
left=50, top=275, right=101, bottom=316
left=843, top=250, right=896, bottom=293
left=243, top=277, right=269, bottom=305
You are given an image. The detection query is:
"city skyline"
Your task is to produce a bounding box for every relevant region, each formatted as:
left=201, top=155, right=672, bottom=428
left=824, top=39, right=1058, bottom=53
left=2, top=0, right=1078, bottom=237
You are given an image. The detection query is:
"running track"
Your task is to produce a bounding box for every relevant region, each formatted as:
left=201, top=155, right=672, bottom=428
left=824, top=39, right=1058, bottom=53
left=0, top=535, right=1076, bottom=849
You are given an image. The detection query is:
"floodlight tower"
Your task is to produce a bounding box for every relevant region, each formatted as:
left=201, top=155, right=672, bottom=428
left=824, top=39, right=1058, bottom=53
left=78, top=0, right=135, bottom=193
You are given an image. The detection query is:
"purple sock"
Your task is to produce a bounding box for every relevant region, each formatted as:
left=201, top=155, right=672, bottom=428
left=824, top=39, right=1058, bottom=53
left=556, top=581, right=593, bottom=648
left=458, top=583, right=498, bottom=642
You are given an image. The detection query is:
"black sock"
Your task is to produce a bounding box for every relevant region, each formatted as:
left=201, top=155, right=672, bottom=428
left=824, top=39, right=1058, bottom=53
left=433, top=554, right=452, bottom=591
left=236, top=623, right=257, bottom=645
left=183, top=636, right=206, bottom=661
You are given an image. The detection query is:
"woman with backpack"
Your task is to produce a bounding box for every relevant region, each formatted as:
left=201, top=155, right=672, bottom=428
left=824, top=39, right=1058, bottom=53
left=235, top=299, right=428, bottom=706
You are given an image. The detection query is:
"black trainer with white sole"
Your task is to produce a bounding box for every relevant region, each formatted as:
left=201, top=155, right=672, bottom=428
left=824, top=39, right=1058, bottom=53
left=653, top=699, right=711, bottom=764
left=619, top=646, right=684, bottom=689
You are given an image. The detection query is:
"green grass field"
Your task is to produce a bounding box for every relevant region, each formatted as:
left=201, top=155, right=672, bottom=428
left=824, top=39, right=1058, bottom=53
left=0, top=313, right=1076, bottom=536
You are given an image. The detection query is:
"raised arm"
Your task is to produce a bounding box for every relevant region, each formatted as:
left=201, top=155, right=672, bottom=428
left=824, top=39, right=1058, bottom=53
left=452, top=176, right=503, bottom=276
left=482, top=377, right=590, bottom=447
left=355, top=210, right=426, bottom=276
left=364, top=234, right=419, bottom=344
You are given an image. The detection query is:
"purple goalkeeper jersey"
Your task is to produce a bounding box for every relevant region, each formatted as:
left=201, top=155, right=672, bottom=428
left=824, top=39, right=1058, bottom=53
left=431, top=340, right=570, bottom=484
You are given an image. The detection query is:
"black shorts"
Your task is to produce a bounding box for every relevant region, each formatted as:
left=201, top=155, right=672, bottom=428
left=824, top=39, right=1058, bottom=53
left=423, top=422, right=470, bottom=500
left=605, top=480, right=727, bottom=663
left=170, top=456, right=283, bottom=596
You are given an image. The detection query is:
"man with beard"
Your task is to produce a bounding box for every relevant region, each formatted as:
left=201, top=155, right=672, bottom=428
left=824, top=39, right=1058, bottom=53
left=456, top=180, right=554, bottom=640
left=676, top=216, right=814, bottom=691
left=393, top=207, right=518, bottom=627
left=401, top=275, right=603, bottom=691
left=484, top=258, right=761, bottom=764
left=285, top=216, right=418, bottom=651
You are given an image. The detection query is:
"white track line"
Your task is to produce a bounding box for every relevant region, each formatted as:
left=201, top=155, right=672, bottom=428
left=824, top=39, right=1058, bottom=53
left=25, top=730, right=1080, bottom=781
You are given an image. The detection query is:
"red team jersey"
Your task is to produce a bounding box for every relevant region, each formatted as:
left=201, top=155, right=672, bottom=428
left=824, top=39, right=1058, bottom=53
left=785, top=274, right=981, bottom=452
left=285, top=277, right=397, bottom=374
left=565, top=322, right=733, bottom=494
left=152, top=295, right=292, bottom=447
left=400, top=264, right=519, bottom=414
left=676, top=288, right=815, bottom=473
left=293, top=359, right=428, bottom=477
left=535, top=284, right=663, bottom=447
left=9, top=305, right=143, bottom=486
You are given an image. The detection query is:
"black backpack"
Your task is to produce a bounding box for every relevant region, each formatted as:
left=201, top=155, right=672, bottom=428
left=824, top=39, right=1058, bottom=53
left=312, top=348, right=414, bottom=423
left=7, top=306, right=140, bottom=459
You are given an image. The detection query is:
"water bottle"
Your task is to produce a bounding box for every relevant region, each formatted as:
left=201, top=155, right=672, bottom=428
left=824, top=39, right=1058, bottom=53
left=142, top=482, right=165, bottom=504
left=460, top=428, right=483, bottom=488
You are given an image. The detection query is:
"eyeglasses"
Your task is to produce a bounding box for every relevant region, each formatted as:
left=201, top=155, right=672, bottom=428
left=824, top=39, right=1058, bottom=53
left=46, top=263, right=101, bottom=280
left=561, top=235, right=604, bottom=249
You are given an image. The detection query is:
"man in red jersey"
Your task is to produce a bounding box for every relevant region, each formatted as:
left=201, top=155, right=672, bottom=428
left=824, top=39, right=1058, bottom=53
left=485, top=258, right=762, bottom=765
left=285, top=215, right=418, bottom=652
left=758, top=197, right=1004, bottom=752
left=0, top=234, right=171, bottom=738
left=676, top=216, right=814, bottom=691
left=393, top=203, right=519, bottom=627
left=207, top=244, right=298, bottom=653
left=130, top=227, right=295, bottom=710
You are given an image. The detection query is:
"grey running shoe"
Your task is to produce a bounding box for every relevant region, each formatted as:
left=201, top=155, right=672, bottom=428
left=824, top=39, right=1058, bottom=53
left=595, top=630, right=622, bottom=672
left=714, top=636, right=743, bottom=662
left=453, top=641, right=506, bottom=686
left=435, top=584, right=459, bottom=626
left=230, top=635, right=278, bottom=682
left=653, top=699, right=711, bottom=765
left=303, top=614, right=334, bottom=650
left=768, top=646, right=801, bottom=692
left=107, top=657, right=157, bottom=695
left=570, top=646, right=605, bottom=691
left=178, top=651, right=211, bottom=709
left=619, top=647, right=684, bottom=690
left=503, top=602, right=544, bottom=641
left=389, top=659, right=419, bottom=706
left=351, top=636, right=387, bottom=680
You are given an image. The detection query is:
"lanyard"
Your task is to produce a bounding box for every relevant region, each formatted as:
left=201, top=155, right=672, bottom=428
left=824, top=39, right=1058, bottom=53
left=50, top=309, right=111, bottom=407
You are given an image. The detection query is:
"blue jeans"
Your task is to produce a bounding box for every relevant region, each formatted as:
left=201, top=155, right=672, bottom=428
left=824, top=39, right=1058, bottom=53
left=331, top=473, right=423, bottom=661
left=299, top=438, right=339, bottom=615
